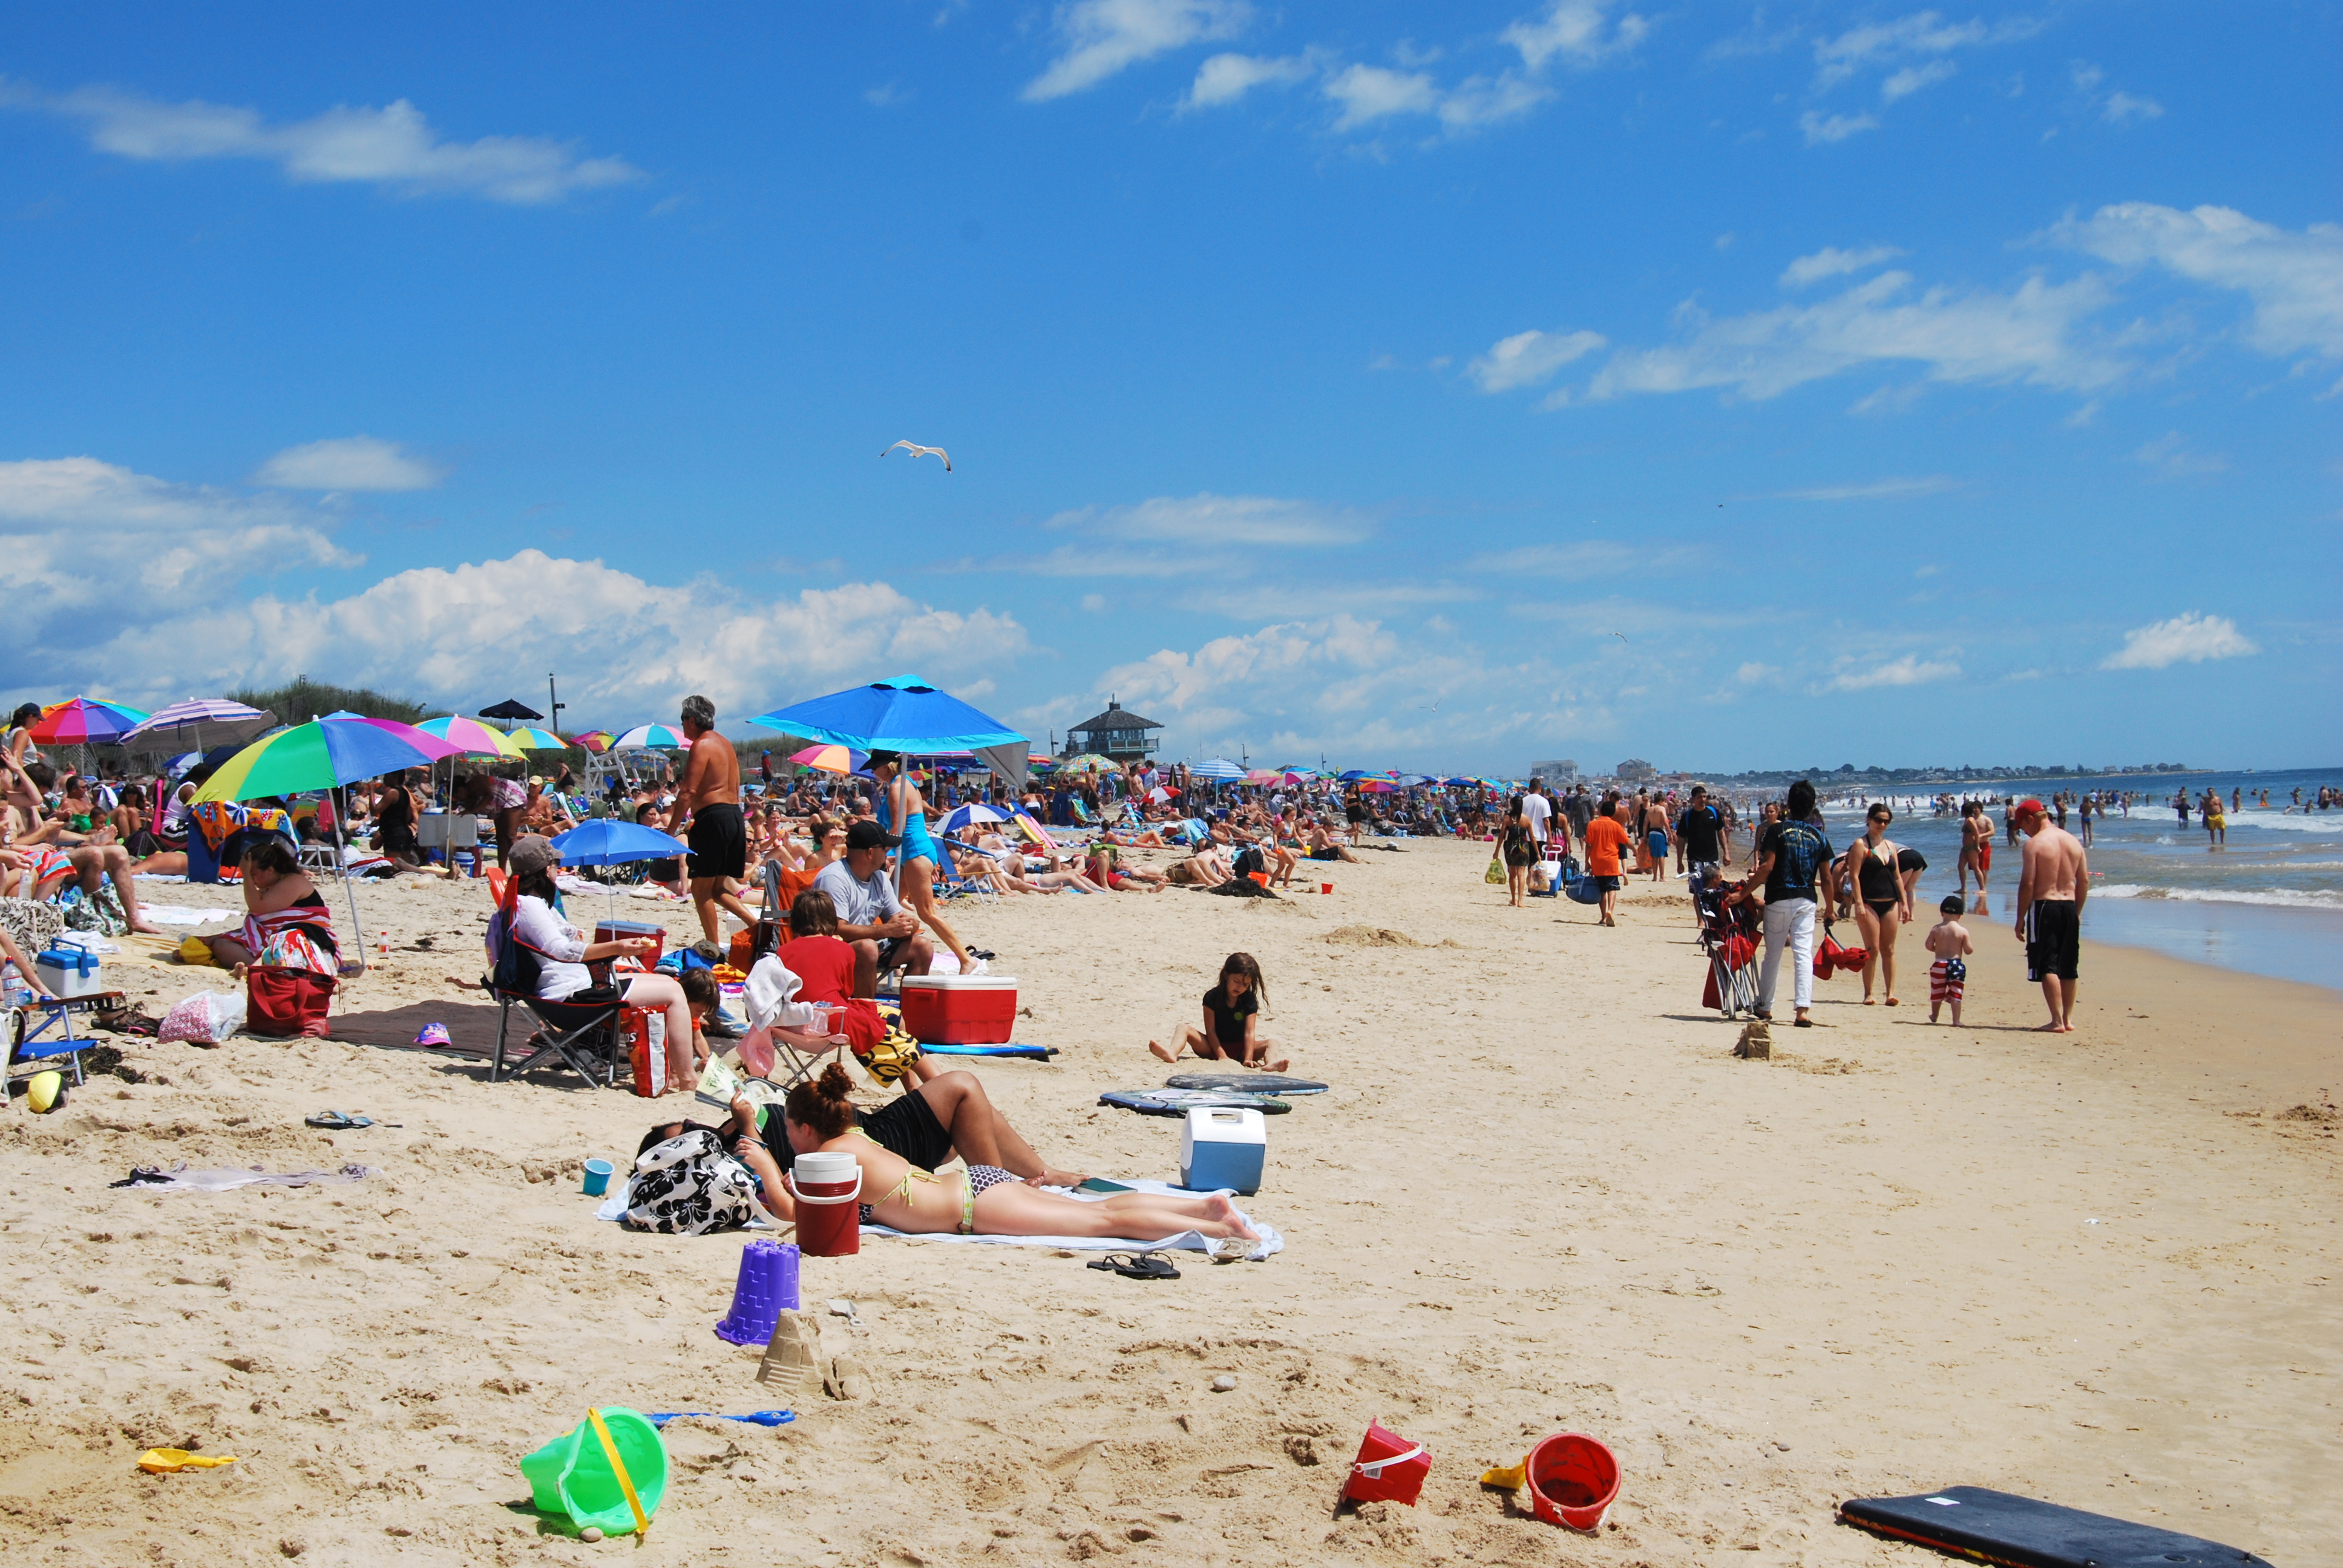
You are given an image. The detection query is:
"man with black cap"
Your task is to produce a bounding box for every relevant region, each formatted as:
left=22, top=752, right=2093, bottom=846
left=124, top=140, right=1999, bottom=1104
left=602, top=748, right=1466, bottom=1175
left=813, top=818, right=935, bottom=995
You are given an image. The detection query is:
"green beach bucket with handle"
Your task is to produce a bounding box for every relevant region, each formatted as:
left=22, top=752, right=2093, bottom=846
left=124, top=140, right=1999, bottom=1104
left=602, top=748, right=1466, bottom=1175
left=520, top=1406, right=668, bottom=1537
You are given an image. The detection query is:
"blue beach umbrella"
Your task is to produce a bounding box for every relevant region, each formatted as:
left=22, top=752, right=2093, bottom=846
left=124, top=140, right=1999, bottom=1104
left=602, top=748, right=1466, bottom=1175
left=549, top=820, right=690, bottom=923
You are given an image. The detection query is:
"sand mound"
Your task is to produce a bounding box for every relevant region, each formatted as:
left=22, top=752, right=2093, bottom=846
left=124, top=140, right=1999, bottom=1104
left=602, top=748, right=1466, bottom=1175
left=1325, top=925, right=1421, bottom=947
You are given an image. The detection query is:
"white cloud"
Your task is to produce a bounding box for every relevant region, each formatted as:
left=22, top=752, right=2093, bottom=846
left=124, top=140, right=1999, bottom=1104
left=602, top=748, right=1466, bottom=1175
left=1046, top=492, right=1371, bottom=546
left=1811, top=10, right=2034, bottom=90
left=1781, top=244, right=1907, bottom=287
left=21, top=85, right=641, bottom=203
left=2132, top=431, right=2229, bottom=479
left=1466, top=541, right=1702, bottom=577
left=1184, top=51, right=1312, bottom=109
left=863, top=82, right=913, bottom=108
left=1771, top=475, right=1956, bottom=501
left=0, top=456, right=356, bottom=616
left=1831, top=653, right=1961, bottom=690
left=0, top=454, right=1030, bottom=719
left=1191, top=580, right=1478, bottom=620
left=1881, top=59, right=1957, bottom=102
left=1467, top=327, right=1608, bottom=391
left=1322, top=64, right=1440, bottom=129
left=2056, top=202, right=2343, bottom=360
left=254, top=436, right=444, bottom=492
left=1502, top=0, right=1651, bottom=71
left=2100, top=612, right=2256, bottom=670
left=1435, top=72, right=1553, bottom=131
left=1023, top=0, right=1251, bottom=102
left=2102, top=90, right=2161, bottom=125
left=1735, top=661, right=1780, bottom=684
left=1558, top=268, right=2123, bottom=404
left=1800, top=109, right=1878, bottom=144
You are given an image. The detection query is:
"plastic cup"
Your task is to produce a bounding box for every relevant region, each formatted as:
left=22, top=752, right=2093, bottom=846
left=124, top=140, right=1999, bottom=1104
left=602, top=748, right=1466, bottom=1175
left=1320, top=882, right=1334, bottom=895
left=582, top=1158, right=615, bottom=1197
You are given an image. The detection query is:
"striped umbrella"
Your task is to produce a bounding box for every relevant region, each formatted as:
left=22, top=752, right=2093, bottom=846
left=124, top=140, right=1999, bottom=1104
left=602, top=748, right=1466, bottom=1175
left=192, top=717, right=465, bottom=968
left=417, top=716, right=525, bottom=757
left=789, top=743, right=869, bottom=775
left=30, top=697, right=151, bottom=743
left=570, top=731, right=615, bottom=754
left=612, top=724, right=686, bottom=750
left=503, top=726, right=568, bottom=751
left=1190, top=757, right=1245, bottom=782
left=125, top=698, right=275, bottom=751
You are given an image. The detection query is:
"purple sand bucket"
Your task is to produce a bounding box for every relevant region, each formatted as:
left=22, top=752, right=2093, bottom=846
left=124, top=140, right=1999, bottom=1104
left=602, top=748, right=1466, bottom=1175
left=714, top=1239, right=801, bottom=1346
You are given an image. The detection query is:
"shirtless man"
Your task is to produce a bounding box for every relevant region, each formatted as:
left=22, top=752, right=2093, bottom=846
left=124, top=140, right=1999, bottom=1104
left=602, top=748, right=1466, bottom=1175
left=672, top=694, right=753, bottom=945
left=2011, top=797, right=2088, bottom=1033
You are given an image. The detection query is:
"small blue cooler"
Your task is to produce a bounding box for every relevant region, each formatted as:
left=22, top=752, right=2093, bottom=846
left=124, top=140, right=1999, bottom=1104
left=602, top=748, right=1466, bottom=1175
left=1179, top=1106, right=1265, bottom=1195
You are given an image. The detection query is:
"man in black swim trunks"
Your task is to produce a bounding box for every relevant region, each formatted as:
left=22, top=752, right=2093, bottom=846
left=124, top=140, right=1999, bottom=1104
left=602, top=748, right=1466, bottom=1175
left=673, top=694, right=756, bottom=946
left=2012, top=797, right=2088, bottom=1033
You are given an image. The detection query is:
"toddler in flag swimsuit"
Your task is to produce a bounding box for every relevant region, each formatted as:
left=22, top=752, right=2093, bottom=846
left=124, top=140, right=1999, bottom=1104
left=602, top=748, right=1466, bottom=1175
left=1924, top=893, right=1972, bottom=1025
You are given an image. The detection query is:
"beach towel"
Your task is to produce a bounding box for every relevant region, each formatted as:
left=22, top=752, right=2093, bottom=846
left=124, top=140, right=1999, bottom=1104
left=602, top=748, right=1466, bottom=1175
left=862, top=1180, right=1282, bottom=1261
left=591, top=1175, right=1282, bottom=1260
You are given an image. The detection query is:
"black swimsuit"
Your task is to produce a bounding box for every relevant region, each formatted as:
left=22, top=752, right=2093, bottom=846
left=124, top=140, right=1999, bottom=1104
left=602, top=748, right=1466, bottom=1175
left=1857, top=844, right=1900, bottom=915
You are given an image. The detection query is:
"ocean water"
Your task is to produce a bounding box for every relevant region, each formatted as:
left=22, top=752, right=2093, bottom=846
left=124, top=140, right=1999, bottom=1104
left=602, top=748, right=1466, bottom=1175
left=1801, top=766, right=2343, bottom=993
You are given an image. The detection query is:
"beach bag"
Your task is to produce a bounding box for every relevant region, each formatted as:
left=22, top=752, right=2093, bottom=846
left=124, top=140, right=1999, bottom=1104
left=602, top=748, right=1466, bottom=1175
left=729, top=863, right=785, bottom=972
left=621, top=1005, right=669, bottom=1098
left=159, top=988, right=246, bottom=1044
left=246, top=967, right=336, bottom=1038
left=61, top=881, right=131, bottom=938
left=1484, top=852, right=1506, bottom=885
left=622, top=1129, right=761, bottom=1235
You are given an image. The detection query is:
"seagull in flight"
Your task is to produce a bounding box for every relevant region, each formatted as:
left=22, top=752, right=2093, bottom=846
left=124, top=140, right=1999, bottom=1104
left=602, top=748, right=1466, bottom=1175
left=881, top=440, right=951, bottom=472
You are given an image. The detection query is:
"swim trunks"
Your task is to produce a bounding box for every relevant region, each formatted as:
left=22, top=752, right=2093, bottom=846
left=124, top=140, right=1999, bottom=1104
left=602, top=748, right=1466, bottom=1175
left=1929, top=957, right=1965, bottom=1004
left=2025, top=900, right=2079, bottom=982
left=1646, top=829, right=1668, bottom=860
left=687, top=802, right=747, bottom=879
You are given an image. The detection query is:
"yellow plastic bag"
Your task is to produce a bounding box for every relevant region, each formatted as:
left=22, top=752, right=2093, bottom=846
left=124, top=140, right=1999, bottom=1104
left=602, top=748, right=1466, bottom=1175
left=1484, top=854, right=1506, bottom=886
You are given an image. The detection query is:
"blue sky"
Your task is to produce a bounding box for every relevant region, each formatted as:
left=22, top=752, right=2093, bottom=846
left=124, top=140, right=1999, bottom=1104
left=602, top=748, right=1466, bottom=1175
left=2, top=2, right=2336, bottom=774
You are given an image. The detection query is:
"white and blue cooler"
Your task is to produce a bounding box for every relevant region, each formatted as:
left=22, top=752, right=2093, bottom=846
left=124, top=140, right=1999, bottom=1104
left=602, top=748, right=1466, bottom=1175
left=35, top=947, right=104, bottom=999
left=1179, top=1106, right=1265, bottom=1195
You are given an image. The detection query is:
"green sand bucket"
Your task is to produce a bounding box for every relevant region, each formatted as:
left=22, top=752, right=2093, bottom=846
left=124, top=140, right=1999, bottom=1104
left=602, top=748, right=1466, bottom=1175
left=520, top=1407, right=668, bottom=1537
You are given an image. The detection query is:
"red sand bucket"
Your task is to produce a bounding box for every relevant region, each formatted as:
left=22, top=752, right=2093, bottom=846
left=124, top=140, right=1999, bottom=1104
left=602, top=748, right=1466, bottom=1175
left=1248, top=871, right=1270, bottom=887
left=1526, top=1432, right=1618, bottom=1529
left=1319, top=882, right=1334, bottom=894
left=1343, top=1421, right=1430, bottom=1506
left=788, top=1152, right=861, bottom=1258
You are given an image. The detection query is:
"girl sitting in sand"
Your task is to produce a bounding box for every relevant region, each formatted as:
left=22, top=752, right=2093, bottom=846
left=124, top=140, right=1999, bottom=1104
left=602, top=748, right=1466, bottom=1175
left=774, top=1063, right=1258, bottom=1243
left=1150, top=952, right=1286, bottom=1071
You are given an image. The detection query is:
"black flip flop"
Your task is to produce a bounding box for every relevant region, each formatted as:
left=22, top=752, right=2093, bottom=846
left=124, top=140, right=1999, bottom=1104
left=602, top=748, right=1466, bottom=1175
left=1086, top=1252, right=1181, bottom=1280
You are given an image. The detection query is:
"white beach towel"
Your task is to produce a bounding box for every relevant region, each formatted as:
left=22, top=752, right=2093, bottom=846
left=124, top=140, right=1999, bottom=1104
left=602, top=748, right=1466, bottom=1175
left=594, top=1176, right=1281, bottom=1260
left=138, top=906, right=238, bottom=927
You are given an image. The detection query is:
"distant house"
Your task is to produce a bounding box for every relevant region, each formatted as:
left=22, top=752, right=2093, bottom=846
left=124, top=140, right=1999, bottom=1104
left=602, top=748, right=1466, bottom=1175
left=1064, top=698, right=1162, bottom=763
left=1528, top=758, right=1579, bottom=782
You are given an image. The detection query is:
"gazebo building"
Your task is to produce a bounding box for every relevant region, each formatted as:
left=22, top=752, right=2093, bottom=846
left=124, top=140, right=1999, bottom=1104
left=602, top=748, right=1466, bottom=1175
left=1064, top=699, right=1162, bottom=763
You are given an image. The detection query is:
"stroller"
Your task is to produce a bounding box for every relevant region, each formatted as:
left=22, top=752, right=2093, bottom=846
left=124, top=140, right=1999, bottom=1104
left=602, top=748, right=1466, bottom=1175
left=1696, top=880, right=1762, bottom=1018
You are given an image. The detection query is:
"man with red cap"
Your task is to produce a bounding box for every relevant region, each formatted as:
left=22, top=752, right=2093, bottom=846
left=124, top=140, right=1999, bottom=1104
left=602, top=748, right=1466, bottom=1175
left=2011, top=797, right=2088, bottom=1032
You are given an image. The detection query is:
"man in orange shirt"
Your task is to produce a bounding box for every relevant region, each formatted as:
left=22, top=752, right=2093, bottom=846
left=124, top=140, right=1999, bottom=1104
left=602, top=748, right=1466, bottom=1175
left=1582, top=799, right=1632, bottom=927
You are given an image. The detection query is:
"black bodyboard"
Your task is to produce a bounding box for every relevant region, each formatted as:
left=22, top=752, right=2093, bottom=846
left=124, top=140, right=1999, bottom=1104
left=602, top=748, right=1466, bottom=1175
left=1837, top=1486, right=2272, bottom=1567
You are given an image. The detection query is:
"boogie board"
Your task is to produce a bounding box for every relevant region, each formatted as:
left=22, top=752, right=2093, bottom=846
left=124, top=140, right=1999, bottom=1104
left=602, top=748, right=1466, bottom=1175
left=1100, top=1089, right=1292, bottom=1117
left=1165, top=1073, right=1328, bottom=1096
left=918, top=1043, right=1057, bottom=1059
left=1838, top=1487, right=2272, bottom=1567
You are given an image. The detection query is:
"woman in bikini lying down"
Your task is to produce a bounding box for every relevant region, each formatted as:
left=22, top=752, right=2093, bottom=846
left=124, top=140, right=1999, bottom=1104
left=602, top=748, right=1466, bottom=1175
left=779, top=1064, right=1257, bottom=1241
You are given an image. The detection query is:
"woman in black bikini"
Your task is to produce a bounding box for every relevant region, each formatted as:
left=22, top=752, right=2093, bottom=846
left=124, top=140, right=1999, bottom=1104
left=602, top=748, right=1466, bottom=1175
left=1843, top=803, right=1913, bottom=1005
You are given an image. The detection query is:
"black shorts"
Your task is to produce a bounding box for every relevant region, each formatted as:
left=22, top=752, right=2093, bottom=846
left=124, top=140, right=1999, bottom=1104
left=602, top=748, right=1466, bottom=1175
left=859, top=1089, right=953, bottom=1171
left=686, top=802, right=747, bottom=880
left=2026, top=900, right=2080, bottom=981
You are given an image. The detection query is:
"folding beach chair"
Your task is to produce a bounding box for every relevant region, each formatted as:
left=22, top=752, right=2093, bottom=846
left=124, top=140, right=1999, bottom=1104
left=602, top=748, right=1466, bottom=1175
left=5, top=990, right=123, bottom=1105
left=482, top=895, right=624, bottom=1086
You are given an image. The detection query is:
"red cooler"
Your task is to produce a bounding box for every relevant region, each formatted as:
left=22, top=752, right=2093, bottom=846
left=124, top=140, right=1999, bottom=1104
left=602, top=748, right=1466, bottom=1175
left=898, top=975, right=1018, bottom=1045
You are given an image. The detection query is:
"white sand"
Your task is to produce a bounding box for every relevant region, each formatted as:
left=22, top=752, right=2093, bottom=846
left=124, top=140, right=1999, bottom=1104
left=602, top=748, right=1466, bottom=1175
left=2, top=841, right=2334, bottom=1564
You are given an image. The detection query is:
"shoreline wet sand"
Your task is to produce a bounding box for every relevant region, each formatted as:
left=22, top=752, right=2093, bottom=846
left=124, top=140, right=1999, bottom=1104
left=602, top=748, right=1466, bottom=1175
left=4, top=839, right=2334, bottom=1565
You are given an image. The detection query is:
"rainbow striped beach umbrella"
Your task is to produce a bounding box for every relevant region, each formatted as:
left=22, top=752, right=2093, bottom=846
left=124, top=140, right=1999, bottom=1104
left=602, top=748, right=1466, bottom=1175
left=194, top=717, right=463, bottom=803
left=417, top=716, right=525, bottom=757
left=503, top=726, right=568, bottom=751
left=789, top=743, right=870, bottom=775
left=571, top=731, right=615, bottom=754
left=612, top=724, right=686, bottom=750
left=30, top=696, right=150, bottom=744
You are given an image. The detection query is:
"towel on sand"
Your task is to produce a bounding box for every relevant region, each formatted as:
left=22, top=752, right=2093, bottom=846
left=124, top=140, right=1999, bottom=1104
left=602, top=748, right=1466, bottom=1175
left=595, top=1177, right=1282, bottom=1261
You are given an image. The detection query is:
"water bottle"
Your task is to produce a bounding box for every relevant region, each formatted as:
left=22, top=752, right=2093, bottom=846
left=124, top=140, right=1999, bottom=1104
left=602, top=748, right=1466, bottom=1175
left=1, top=961, right=28, bottom=1008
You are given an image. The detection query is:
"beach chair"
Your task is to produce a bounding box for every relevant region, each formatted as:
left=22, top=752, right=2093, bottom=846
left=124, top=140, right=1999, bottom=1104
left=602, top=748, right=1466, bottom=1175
left=482, top=898, right=624, bottom=1086
left=4, top=991, right=123, bottom=1105
left=1697, top=890, right=1762, bottom=1016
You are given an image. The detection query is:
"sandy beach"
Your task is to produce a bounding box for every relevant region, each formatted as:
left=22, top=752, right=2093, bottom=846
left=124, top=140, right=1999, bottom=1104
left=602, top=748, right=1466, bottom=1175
left=4, top=840, right=2335, bottom=1566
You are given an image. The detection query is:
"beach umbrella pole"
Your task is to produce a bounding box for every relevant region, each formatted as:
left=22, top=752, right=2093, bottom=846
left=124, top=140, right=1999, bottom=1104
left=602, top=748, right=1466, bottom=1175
left=333, top=812, right=370, bottom=975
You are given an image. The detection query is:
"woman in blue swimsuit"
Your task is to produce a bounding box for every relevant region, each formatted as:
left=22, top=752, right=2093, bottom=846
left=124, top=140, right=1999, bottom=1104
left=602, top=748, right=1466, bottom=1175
left=867, top=751, right=978, bottom=974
